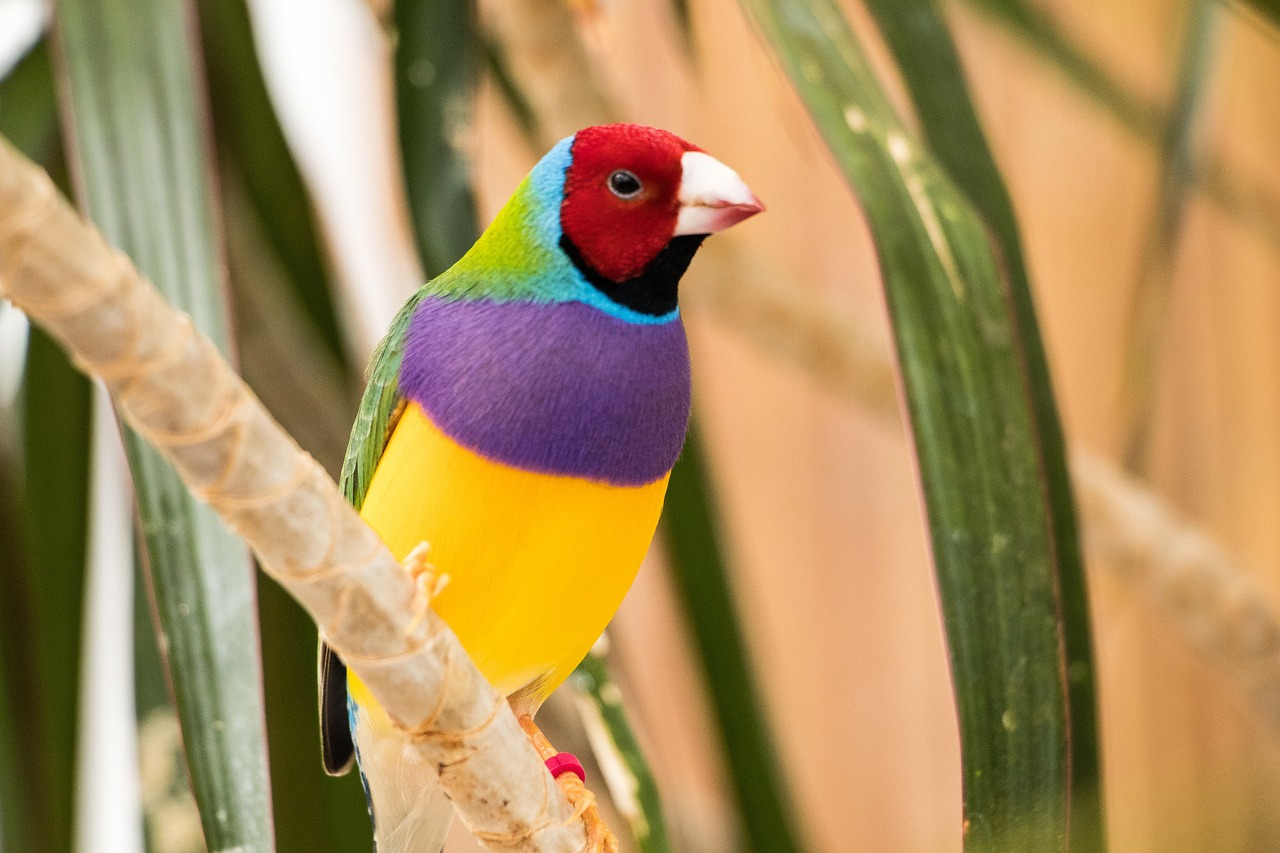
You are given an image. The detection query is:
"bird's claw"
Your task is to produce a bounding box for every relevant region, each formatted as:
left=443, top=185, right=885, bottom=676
left=557, top=772, right=618, bottom=853
left=403, top=541, right=448, bottom=637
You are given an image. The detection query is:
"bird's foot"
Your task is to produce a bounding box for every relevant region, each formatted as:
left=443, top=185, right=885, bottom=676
left=516, top=714, right=617, bottom=852
left=402, top=541, right=448, bottom=637
left=557, top=770, right=618, bottom=853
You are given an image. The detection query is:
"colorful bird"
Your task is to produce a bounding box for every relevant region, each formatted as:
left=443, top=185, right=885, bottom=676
left=320, top=123, right=763, bottom=851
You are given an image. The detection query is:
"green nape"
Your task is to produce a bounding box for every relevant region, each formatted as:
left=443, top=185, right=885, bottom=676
left=429, top=177, right=564, bottom=303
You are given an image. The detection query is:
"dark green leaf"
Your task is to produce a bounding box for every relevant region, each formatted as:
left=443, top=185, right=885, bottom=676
left=393, top=0, right=481, bottom=276
left=663, top=428, right=805, bottom=853
left=0, top=329, right=91, bottom=853
left=258, top=577, right=372, bottom=853
left=0, top=44, right=85, bottom=853
left=51, top=0, right=274, bottom=848
left=195, top=0, right=348, bottom=364
left=862, top=1, right=1105, bottom=848
left=0, top=424, right=33, bottom=853
left=669, top=0, right=697, bottom=58
left=0, top=41, right=58, bottom=167
left=481, top=35, right=541, bottom=151
left=1236, top=0, right=1279, bottom=28
left=741, top=0, right=1080, bottom=847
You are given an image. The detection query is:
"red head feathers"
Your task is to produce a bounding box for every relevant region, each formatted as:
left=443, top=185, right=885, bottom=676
left=560, top=124, right=763, bottom=284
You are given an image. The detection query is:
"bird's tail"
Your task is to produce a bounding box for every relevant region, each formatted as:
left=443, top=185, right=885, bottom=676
left=350, top=695, right=454, bottom=853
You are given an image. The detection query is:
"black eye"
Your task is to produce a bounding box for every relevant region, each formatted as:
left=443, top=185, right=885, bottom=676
left=607, top=169, right=643, bottom=199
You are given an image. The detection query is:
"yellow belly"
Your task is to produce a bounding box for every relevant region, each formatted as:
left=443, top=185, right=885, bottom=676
left=350, top=402, right=667, bottom=711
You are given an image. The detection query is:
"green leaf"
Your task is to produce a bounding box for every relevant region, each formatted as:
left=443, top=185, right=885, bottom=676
left=571, top=653, right=671, bottom=853
left=861, top=1, right=1105, bottom=848
left=669, top=0, right=697, bottom=58
left=257, top=578, right=372, bottom=853
left=195, top=0, right=349, bottom=364
left=481, top=35, right=541, bottom=151
left=50, top=0, right=274, bottom=849
left=663, top=428, right=805, bottom=853
left=1118, top=0, right=1220, bottom=470
left=0, top=328, right=91, bottom=853
left=0, top=41, right=58, bottom=168
left=0, top=42, right=87, bottom=853
left=1237, top=0, right=1279, bottom=28
left=393, top=0, right=482, bottom=276
left=741, top=0, right=1085, bottom=848
left=0, top=421, right=32, bottom=853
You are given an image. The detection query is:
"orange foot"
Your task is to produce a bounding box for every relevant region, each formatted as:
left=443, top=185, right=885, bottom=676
left=557, top=770, right=618, bottom=853
left=517, top=714, right=618, bottom=853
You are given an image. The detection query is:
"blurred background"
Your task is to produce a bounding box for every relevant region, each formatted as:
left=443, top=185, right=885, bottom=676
left=2, top=0, right=1280, bottom=851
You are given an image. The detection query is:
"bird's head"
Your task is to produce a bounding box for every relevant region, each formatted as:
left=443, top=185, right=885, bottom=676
left=559, top=124, right=763, bottom=288
left=449, top=124, right=762, bottom=321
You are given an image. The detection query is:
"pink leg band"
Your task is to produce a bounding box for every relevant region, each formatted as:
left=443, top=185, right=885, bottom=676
left=545, top=752, right=586, bottom=783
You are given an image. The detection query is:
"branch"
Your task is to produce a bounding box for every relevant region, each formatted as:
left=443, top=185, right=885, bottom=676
left=0, top=137, right=588, bottom=852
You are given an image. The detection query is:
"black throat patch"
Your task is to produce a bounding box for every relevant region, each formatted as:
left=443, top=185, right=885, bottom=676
left=560, top=234, right=707, bottom=317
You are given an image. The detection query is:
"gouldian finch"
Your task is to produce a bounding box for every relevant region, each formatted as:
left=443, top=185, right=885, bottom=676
left=319, top=123, right=763, bottom=851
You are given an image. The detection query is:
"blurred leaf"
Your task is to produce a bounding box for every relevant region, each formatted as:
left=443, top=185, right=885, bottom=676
left=257, top=578, right=371, bottom=853
left=0, top=47, right=85, bottom=853
left=133, top=553, right=170, bottom=722
left=669, top=0, right=696, bottom=57
left=481, top=35, right=541, bottom=151
left=1119, top=0, right=1220, bottom=471
left=0, top=436, right=30, bottom=853
left=1237, top=0, right=1280, bottom=27
left=963, top=0, right=1280, bottom=258
left=571, top=653, right=671, bottom=853
left=195, top=0, right=348, bottom=364
left=961, top=0, right=1161, bottom=132
left=863, top=0, right=1105, bottom=848
left=0, top=41, right=58, bottom=167
left=51, top=0, right=274, bottom=849
left=663, top=428, right=805, bottom=853
left=0, top=329, right=92, bottom=853
left=742, top=0, right=1084, bottom=848
left=393, top=0, right=481, bottom=276
left=220, top=162, right=357, bottom=478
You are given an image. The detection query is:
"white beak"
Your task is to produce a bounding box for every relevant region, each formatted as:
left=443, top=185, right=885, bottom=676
left=674, top=151, right=764, bottom=236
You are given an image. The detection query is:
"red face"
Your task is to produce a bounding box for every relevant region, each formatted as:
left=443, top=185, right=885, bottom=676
left=560, top=124, right=699, bottom=283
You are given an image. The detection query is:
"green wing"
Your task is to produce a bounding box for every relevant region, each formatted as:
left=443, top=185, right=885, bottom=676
left=320, top=289, right=426, bottom=775
left=339, top=289, right=428, bottom=509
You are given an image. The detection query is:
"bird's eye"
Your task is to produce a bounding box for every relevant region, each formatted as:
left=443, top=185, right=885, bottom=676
left=607, top=169, right=643, bottom=199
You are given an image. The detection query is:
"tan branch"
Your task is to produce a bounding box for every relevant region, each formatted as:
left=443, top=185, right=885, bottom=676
left=1074, top=454, right=1280, bottom=728
left=0, top=138, right=589, bottom=852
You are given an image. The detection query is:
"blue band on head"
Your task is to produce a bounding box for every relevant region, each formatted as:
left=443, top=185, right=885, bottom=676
left=523, top=135, right=680, bottom=326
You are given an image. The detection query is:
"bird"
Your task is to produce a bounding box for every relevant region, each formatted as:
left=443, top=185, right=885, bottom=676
left=319, top=123, right=763, bottom=851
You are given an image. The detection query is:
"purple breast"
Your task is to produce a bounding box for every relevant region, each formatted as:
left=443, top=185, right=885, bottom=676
left=399, top=299, right=691, bottom=487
